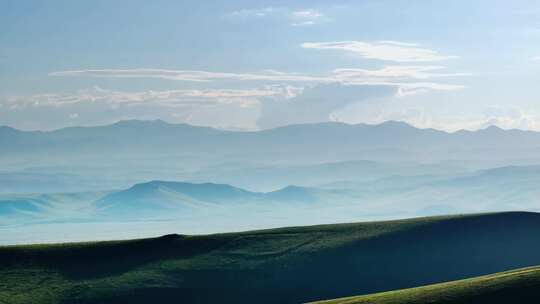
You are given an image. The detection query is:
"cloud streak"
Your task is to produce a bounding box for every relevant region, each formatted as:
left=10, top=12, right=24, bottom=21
left=332, top=66, right=468, bottom=80
left=290, top=9, right=327, bottom=26
left=302, top=41, right=458, bottom=62
left=49, top=69, right=326, bottom=82
left=227, top=7, right=328, bottom=26
left=3, top=86, right=296, bottom=109
left=50, top=39, right=465, bottom=95
left=50, top=66, right=466, bottom=94
left=228, top=7, right=277, bottom=18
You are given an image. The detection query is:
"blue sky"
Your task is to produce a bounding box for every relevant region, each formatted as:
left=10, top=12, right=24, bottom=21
left=1, top=0, right=540, bottom=131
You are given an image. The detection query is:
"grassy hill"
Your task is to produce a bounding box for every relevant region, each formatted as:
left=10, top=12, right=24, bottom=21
left=2, top=212, right=540, bottom=303
left=312, top=266, right=540, bottom=304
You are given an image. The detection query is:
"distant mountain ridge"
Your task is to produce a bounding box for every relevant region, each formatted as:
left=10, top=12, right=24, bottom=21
left=3, top=120, right=540, bottom=163
left=1, top=119, right=522, bottom=135
left=90, top=181, right=326, bottom=218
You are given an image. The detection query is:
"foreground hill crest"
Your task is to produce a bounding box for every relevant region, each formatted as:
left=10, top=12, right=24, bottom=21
left=2, top=212, right=540, bottom=304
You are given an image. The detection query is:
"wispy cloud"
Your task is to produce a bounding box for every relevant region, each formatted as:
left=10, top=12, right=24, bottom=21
left=290, top=9, right=328, bottom=26
left=226, top=7, right=328, bottom=26
left=49, top=69, right=326, bottom=82
left=10, top=61, right=468, bottom=130
left=50, top=66, right=466, bottom=94
left=3, top=86, right=296, bottom=108
left=301, top=41, right=458, bottom=62
left=332, top=66, right=469, bottom=80
left=228, top=7, right=277, bottom=18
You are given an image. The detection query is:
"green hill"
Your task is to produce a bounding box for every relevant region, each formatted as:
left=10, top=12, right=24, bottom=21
left=2, top=212, right=540, bottom=303
left=312, top=266, right=540, bottom=304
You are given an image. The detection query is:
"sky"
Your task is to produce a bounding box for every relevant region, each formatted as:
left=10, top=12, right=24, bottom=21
left=1, top=0, right=540, bottom=131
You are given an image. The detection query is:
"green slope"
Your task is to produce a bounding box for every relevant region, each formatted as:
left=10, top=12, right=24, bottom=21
left=312, top=266, right=540, bottom=304
left=2, top=212, right=540, bottom=303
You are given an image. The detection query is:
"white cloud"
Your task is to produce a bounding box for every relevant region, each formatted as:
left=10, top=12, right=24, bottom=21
left=3, top=86, right=296, bottom=109
left=534, top=56, right=540, bottom=61
left=227, top=7, right=328, bottom=26
left=258, top=84, right=396, bottom=129
left=228, top=7, right=277, bottom=18
left=480, top=106, right=540, bottom=130
left=394, top=83, right=465, bottom=97
left=332, top=66, right=468, bottom=80
left=301, top=41, right=458, bottom=62
left=290, top=9, right=327, bottom=26
left=45, top=44, right=467, bottom=129
left=292, top=10, right=323, bottom=19
left=49, top=69, right=327, bottom=83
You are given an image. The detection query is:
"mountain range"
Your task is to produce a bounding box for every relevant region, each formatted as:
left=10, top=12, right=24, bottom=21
left=3, top=119, right=540, bottom=195
left=3, top=119, right=540, bottom=164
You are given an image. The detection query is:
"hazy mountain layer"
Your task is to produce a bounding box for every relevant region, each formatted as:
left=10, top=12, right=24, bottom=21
left=2, top=165, right=540, bottom=244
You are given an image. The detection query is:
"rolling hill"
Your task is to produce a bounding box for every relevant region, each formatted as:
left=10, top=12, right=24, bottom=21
left=95, top=181, right=261, bottom=215
left=2, top=212, right=540, bottom=303
left=312, top=266, right=540, bottom=304
left=96, top=181, right=323, bottom=212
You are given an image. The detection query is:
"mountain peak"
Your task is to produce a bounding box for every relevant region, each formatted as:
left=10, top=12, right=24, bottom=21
left=483, top=125, right=503, bottom=131
left=378, top=120, right=414, bottom=128
left=126, top=180, right=257, bottom=201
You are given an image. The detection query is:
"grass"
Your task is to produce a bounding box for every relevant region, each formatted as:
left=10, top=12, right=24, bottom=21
left=312, top=266, right=540, bottom=304
left=1, top=212, right=540, bottom=303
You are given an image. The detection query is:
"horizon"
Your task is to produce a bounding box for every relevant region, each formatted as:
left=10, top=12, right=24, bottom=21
left=0, top=117, right=523, bottom=134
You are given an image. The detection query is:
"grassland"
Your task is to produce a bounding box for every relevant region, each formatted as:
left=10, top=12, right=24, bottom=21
left=1, top=212, right=540, bottom=303
left=312, top=265, right=540, bottom=304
